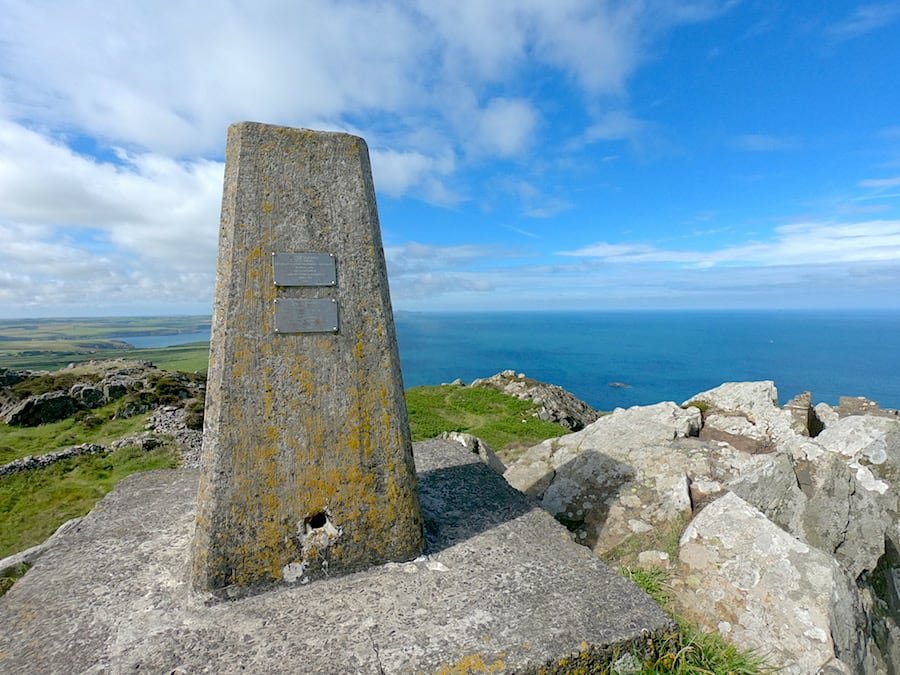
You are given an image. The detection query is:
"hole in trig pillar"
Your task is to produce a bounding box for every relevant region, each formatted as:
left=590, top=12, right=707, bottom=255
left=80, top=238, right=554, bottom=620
left=305, top=511, right=328, bottom=530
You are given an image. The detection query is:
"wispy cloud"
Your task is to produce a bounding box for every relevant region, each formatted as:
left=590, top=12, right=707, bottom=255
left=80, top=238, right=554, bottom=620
left=825, top=3, right=900, bottom=42
left=558, top=220, right=900, bottom=269
left=383, top=242, right=500, bottom=301
left=0, top=1, right=739, bottom=212
left=503, top=224, right=540, bottom=239
left=858, top=175, right=900, bottom=189
left=585, top=111, right=647, bottom=143
left=878, top=126, right=900, bottom=142
left=384, top=242, right=499, bottom=275
left=369, top=148, right=459, bottom=206
left=476, top=98, right=539, bottom=158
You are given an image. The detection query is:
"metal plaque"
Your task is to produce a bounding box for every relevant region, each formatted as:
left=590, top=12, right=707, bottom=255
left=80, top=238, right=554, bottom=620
left=274, top=298, right=339, bottom=334
left=272, top=252, right=336, bottom=287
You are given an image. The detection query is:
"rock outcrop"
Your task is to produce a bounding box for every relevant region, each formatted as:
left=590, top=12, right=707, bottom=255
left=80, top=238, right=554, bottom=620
left=2, top=391, right=79, bottom=426
left=675, top=492, right=877, bottom=674
left=0, top=360, right=205, bottom=426
left=470, top=370, right=600, bottom=431
left=503, top=379, right=900, bottom=673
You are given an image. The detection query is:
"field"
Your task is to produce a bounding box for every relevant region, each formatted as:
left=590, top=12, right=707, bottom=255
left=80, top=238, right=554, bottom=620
left=0, top=316, right=210, bottom=372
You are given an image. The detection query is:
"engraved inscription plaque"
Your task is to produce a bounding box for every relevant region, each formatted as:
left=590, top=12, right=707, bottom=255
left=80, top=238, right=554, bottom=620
left=272, top=252, right=336, bottom=287
left=274, top=298, right=339, bottom=334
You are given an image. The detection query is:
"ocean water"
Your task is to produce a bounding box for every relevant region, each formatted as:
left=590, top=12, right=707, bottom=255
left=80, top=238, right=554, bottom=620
left=394, top=310, right=900, bottom=411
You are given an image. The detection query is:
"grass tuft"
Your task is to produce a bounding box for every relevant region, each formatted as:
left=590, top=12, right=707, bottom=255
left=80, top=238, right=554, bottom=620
left=617, top=565, right=771, bottom=674
left=682, top=400, right=709, bottom=415
left=0, top=562, right=30, bottom=597
left=620, top=566, right=672, bottom=607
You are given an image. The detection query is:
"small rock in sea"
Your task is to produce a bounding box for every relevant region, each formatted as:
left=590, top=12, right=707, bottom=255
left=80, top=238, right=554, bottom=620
left=608, top=381, right=631, bottom=389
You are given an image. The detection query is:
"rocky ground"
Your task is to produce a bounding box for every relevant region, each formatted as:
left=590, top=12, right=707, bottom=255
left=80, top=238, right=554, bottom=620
left=0, top=359, right=204, bottom=475
left=469, top=369, right=601, bottom=431
left=498, top=380, right=900, bottom=674
left=4, top=361, right=900, bottom=672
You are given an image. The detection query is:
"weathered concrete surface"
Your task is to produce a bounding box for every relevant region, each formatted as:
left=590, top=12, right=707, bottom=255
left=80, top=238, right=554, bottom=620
left=438, top=431, right=507, bottom=474
left=0, top=440, right=673, bottom=674
left=193, top=123, right=422, bottom=593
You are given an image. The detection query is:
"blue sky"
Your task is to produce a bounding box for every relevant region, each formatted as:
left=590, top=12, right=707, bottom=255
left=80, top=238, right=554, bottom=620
left=1, top=1, right=899, bottom=317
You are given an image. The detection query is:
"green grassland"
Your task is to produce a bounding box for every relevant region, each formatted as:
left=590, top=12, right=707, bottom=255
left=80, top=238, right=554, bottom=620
left=0, top=316, right=210, bottom=371
left=0, top=404, right=151, bottom=464
left=0, top=443, right=180, bottom=558
left=406, top=384, right=565, bottom=461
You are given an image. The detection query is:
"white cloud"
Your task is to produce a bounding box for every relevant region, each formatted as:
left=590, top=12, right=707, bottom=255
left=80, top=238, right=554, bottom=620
left=384, top=242, right=499, bottom=301
left=369, top=148, right=458, bottom=205
left=0, top=1, right=428, bottom=155
left=384, top=242, right=498, bottom=275
left=477, top=98, right=538, bottom=157
left=0, top=120, right=221, bottom=314
left=0, top=0, right=771, bottom=315
left=0, top=121, right=222, bottom=266
left=375, top=219, right=900, bottom=311
left=558, top=220, right=900, bottom=269
left=0, top=1, right=734, bottom=157
left=512, top=181, right=573, bottom=219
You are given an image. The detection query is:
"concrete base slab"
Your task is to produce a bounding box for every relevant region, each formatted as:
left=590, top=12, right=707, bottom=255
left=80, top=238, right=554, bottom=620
left=0, top=439, right=673, bottom=673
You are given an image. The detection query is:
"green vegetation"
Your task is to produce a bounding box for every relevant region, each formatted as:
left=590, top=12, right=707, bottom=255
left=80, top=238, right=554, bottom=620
left=0, top=562, right=30, bottom=597
left=683, top=400, right=709, bottom=415
left=128, top=343, right=209, bottom=373
left=10, top=371, right=100, bottom=397
left=601, top=513, right=690, bottom=569
left=620, top=566, right=672, bottom=607
left=0, top=443, right=180, bottom=558
left=184, top=399, right=205, bottom=430
left=0, top=316, right=210, bottom=372
left=406, top=384, right=565, bottom=461
left=0, top=402, right=151, bottom=463
left=618, top=567, right=770, bottom=674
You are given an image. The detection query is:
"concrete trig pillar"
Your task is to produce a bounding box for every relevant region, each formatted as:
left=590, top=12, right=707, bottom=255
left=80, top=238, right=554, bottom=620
left=191, top=122, right=423, bottom=595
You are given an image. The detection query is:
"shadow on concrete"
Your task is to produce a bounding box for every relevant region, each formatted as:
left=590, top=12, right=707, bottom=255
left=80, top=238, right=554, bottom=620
left=415, top=439, right=639, bottom=557
left=417, top=459, right=537, bottom=555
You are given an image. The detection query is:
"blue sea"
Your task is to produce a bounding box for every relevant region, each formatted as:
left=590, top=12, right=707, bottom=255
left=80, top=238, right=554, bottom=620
left=393, top=311, right=900, bottom=410
left=125, top=311, right=900, bottom=410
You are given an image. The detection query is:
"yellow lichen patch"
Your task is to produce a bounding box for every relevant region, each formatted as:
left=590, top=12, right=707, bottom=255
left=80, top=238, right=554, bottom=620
left=262, top=201, right=273, bottom=214
left=247, top=245, right=265, bottom=262
left=433, top=654, right=507, bottom=674
left=290, top=362, right=315, bottom=398
left=353, top=332, right=366, bottom=361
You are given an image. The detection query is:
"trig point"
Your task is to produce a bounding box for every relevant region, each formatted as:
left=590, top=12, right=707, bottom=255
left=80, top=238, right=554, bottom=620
left=191, top=122, right=423, bottom=594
